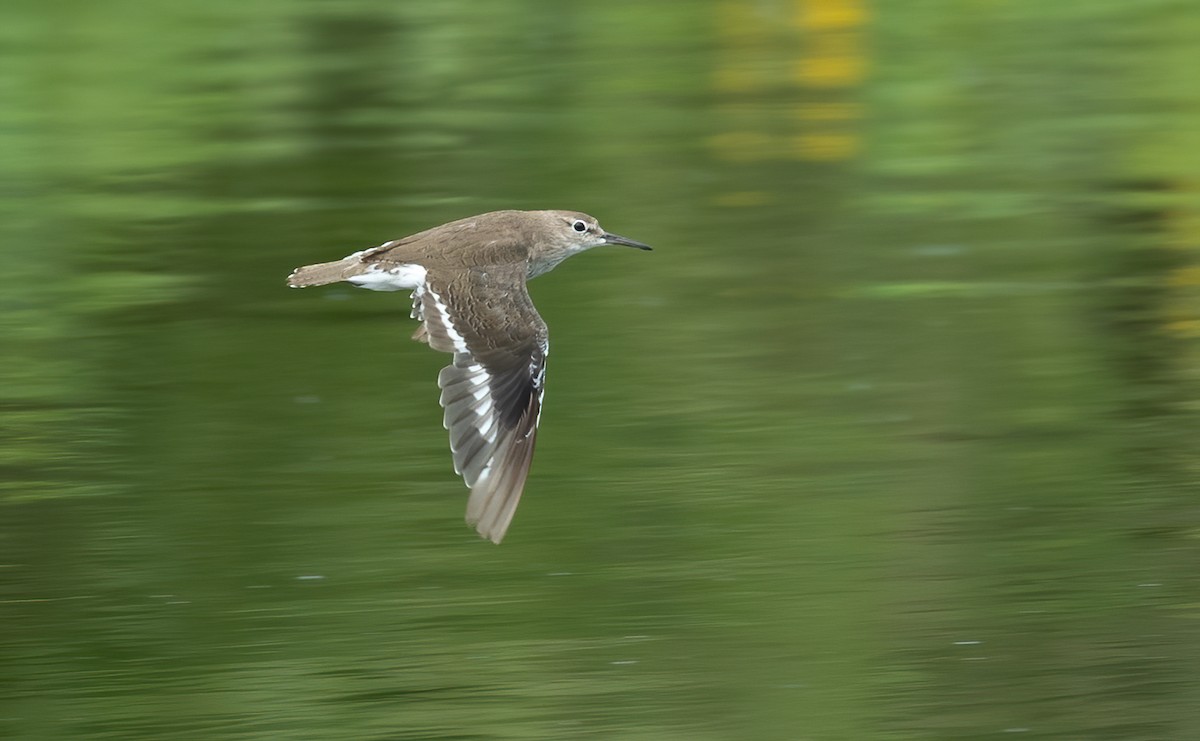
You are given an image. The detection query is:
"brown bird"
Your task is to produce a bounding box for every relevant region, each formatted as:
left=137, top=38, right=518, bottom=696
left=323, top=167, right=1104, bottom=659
left=287, top=210, right=651, bottom=543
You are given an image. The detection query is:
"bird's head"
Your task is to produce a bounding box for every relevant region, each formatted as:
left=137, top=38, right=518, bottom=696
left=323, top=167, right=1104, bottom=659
left=544, top=210, right=652, bottom=252
left=522, top=210, right=651, bottom=279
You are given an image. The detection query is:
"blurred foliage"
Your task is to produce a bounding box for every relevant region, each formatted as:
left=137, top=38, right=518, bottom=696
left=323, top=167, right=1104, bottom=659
left=2, top=0, right=1199, bottom=739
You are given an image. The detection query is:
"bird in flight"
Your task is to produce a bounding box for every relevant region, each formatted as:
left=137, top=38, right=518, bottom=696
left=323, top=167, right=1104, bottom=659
left=287, top=210, right=651, bottom=543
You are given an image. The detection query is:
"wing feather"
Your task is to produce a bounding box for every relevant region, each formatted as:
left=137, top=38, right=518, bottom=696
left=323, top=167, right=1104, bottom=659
left=418, top=265, right=548, bottom=543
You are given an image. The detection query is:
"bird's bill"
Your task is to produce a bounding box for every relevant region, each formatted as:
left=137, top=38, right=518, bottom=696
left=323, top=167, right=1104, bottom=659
left=602, top=232, right=653, bottom=251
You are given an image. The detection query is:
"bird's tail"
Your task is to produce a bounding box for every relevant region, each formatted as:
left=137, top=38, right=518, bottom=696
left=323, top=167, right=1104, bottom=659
left=286, top=258, right=360, bottom=288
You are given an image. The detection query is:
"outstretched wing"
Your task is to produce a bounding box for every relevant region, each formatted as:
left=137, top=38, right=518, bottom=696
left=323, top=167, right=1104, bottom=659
left=416, top=263, right=548, bottom=543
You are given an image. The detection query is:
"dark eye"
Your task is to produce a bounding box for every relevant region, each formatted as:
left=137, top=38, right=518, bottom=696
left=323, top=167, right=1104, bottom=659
left=571, top=219, right=588, bottom=232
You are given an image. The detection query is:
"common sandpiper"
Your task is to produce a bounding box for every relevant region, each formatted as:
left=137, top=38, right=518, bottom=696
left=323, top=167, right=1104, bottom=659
left=287, top=209, right=651, bottom=543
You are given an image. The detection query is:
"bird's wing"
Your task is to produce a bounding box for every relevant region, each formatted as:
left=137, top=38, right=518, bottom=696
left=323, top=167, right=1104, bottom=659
left=416, top=264, right=548, bottom=544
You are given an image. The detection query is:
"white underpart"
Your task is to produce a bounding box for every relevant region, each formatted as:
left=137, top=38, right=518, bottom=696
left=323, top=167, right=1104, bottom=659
left=532, top=388, right=545, bottom=434
left=532, top=338, right=549, bottom=431
left=358, top=240, right=394, bottom=259
left=410, top=286, right=425, bottom=320
left=426, top=287, right=469, bottom=353
left=347, top=263, right=427, bottom=292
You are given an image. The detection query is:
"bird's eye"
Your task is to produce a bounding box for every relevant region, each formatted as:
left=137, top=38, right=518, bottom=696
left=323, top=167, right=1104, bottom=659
left=571, top=220, right=588, bottom=233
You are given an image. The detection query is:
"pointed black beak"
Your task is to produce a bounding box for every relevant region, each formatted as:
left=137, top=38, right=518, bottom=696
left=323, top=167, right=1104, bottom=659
left=602, top=232, right=653, bottom=251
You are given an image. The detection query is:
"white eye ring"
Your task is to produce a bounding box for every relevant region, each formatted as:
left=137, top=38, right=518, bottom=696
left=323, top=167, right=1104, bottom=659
left=571, top=219, right=588, bottom=233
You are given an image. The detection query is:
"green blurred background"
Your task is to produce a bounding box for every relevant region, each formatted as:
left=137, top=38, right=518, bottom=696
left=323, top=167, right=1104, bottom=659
left=3, top=1, right=1200, bottom=739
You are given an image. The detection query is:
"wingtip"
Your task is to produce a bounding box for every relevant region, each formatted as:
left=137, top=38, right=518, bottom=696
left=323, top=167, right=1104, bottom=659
left=466, top=515, right=506, bottom=544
